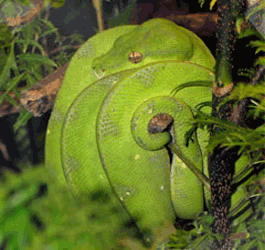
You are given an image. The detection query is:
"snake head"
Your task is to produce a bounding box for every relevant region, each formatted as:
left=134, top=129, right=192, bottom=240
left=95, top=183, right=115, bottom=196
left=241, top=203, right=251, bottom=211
left=91, top=19, right=194, bottom=78
left=92, top=50, right=144, bottom=79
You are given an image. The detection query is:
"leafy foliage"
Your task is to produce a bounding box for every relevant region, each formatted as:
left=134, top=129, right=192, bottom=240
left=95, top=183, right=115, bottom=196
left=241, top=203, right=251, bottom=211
left=166, top=5, right=265, bottom=248
left=0, top=165, right=146, bottom=249
left=0, top=3, right=84, bottom=130
left=166, top=183, right=265, bottom=249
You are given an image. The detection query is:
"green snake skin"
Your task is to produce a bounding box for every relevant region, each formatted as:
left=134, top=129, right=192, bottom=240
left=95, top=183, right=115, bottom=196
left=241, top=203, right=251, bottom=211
left=45, top=18, right=252, bottom=248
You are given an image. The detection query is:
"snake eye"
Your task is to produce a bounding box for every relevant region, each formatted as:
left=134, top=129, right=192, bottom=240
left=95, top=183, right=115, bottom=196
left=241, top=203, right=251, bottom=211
left=129, top=51, right=142, bottom=64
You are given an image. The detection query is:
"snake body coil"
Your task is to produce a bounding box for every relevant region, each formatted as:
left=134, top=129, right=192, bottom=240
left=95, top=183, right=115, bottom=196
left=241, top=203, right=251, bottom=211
left=45, top=19, right=251, bottom=248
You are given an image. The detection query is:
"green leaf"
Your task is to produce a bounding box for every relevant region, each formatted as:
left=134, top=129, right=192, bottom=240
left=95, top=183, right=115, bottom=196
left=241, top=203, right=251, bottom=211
left=257, top=241, right=265, bottom=250
left=255, top=56, right=265, bottom=66
left=0, top=42, right=18, bottom=87
left=0, top=24, right=14, bottom=49
left=51, top=0, right=65, bottom=8
left=0, top=72, right=26, bottom=104
left=39, top=19, right=60, bottom=40
left=13, top=109, right=33, bottom=132
left=4, top=183, right=39, bottom=211
left=237, top=27, right=264, bottom=39
left=241, top=239, right=257, bottom=250
left=210, top=0, right=217, bottom=10
left=17, top=53, right=58, bottom=67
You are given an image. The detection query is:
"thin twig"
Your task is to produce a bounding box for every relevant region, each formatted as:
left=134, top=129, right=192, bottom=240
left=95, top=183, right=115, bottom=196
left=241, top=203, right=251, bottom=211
left=93, top=0, right=104, bottom=32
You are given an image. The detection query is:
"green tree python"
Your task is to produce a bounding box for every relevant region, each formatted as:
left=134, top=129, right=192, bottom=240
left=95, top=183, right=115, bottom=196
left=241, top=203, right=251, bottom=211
left=45, top=18, right=253, bottom=248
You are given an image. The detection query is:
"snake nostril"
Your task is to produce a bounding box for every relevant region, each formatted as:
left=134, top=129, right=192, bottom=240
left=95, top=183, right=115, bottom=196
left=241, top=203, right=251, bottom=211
left=148, top=113, right=174, bottom=134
